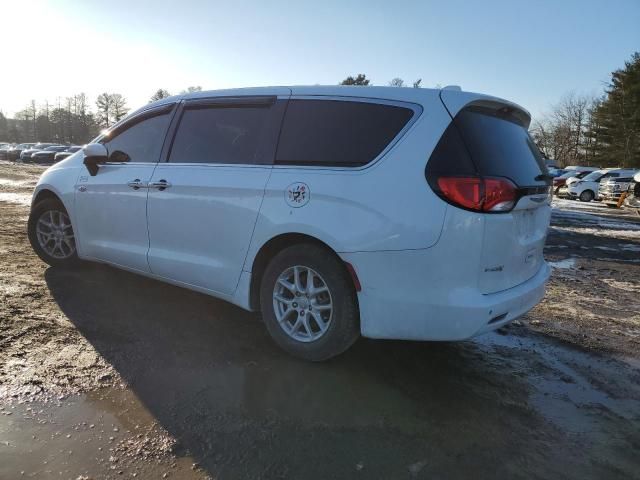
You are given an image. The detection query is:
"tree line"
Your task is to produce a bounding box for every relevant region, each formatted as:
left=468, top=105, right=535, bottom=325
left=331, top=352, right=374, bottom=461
left=1, top=55, right=638, bottom=170
left=531, top=52, right=639, bottom=168
left=0, top=86, right=203, bottom=145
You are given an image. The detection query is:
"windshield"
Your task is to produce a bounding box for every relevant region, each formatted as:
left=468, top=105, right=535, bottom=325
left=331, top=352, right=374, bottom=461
left=582, top=170, right=605, bottom=182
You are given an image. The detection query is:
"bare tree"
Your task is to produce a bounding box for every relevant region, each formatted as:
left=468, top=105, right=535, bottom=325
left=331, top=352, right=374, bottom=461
left=412, top=78, right=422, bottom=88
left=389, top=77, right=404, bottom=87
left=96, top=93, right=129, bottom=127
left=96, top=93, right=114, bottom=127
left=111, top=94, right=129, bottom=122
left=530, top=92, right=599, bottom=166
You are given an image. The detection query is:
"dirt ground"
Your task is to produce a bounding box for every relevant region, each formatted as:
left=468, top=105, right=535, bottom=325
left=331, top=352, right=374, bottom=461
left=1, top=161, right=639, bottom=479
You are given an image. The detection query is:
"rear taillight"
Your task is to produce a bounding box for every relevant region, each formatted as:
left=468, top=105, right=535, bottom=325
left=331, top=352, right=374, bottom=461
left=436, top=176, right=517, bottom=213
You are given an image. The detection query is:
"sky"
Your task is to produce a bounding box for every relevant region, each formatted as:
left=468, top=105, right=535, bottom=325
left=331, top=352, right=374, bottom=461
left=1, top=0, right=638, bottom=121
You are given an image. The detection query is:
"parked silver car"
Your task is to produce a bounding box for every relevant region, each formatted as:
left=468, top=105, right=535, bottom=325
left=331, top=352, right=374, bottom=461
left=599, top=175, right=637, bottom=207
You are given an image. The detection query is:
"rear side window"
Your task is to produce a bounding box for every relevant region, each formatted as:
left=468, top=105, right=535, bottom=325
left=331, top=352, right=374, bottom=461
left=276, top=100, right=415, bottom=167
left=451, top=106, right=547, bottom=187
left=169, top=100, right=285, bottom=165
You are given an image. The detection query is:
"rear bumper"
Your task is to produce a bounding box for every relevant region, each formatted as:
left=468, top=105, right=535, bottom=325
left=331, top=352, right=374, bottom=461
left=342, top=247, right=551, bottom=341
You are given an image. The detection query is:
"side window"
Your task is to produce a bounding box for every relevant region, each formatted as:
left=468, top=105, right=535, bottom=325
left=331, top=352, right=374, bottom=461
left=102, top=111, right=172, bottom=163
left=169, top=100, right=285, bottom=165
left=275, top=100, right=415, bottom=167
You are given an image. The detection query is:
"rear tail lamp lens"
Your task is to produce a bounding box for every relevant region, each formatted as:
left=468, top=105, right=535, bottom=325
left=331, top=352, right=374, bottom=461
left=436, top=176, right=517, bottom=212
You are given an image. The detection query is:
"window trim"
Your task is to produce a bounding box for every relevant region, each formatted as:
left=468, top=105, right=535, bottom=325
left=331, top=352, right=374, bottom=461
left=98, top=103, right=176, bottom=145
left=163, top=96, right=286, bottom=166
left=273, top=96, right=422, bottom=171
left=94, top=103, right=178, bottom=166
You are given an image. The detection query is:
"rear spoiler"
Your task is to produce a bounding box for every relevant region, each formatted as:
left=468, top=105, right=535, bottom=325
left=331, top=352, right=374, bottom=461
left=440, top=89, right=531, bottom=128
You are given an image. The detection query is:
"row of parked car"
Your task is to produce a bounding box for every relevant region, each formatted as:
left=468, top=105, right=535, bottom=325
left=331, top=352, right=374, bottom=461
left=550, top=164, right=640, bottom=213
left=0, top=142, right=82, bottom=164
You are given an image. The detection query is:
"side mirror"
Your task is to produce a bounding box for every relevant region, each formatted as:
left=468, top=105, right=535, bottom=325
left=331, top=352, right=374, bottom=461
left=82, top=143, right=108, bottom=176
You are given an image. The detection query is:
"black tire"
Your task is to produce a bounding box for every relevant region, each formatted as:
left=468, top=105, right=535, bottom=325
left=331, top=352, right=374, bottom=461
left=579, top=190, right=594, bottom=202
left=28, top=198, right=79, bottom=268
left=259, top=243, right=360, bottom=361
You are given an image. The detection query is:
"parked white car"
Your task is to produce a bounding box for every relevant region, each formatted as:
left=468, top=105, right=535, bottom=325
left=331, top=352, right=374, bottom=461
left=553, top=166, right=600, bottom=196
left=567, top=168, right=639, bottom=202
left=27, top=86, right=552, bottom=360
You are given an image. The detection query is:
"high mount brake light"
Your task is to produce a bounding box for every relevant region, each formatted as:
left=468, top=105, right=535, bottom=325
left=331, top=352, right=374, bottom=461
left=436, top=176, right=518, bottom=212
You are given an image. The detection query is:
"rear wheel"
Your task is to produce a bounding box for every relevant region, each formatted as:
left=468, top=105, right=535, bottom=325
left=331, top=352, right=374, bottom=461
left=28, top=198, right=78, bottom=268
left=259, top=244, right=359, bottom=361
left=579, top=190, right=594, bottom=202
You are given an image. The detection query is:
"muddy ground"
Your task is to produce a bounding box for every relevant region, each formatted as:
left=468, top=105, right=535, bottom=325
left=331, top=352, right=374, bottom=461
left=0, top=161, right=639, bottom=479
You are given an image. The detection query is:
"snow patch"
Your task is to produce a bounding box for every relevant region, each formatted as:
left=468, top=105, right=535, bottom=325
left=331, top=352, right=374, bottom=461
left=0, top=177, right=34, bottom=187
left=601, top=278, right=640, bottom=293
left=548, top=258, right=576, bottom=269
left=550, top=226, right=640, bottom=241
left=0, top=192, right=32, bottom=206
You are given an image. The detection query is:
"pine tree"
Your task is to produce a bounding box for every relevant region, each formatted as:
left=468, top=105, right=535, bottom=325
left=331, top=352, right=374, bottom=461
left=150, top=89, right=171, bottom=102
left=340, top=74, right=370, bottom=86
left=589, top=52, right=640, bottom=168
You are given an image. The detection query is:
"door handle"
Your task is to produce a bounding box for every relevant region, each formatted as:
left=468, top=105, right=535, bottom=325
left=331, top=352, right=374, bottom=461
left=148, top=179, right=171, bottom=191
left=127, top=179, right=147, bottom=190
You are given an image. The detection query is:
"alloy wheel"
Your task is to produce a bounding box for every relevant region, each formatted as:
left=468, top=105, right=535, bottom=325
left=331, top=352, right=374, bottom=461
left=36, top=210, right=76, bottom=259
left=272, top=265, right=333, bottom=342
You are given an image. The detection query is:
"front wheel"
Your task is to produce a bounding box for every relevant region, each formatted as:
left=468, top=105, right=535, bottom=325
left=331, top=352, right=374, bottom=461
left=579, top=190, right=594, bottom=202
left=28, top=198, right=79, bottom=268
left=260, top=244, right=360, bottom=361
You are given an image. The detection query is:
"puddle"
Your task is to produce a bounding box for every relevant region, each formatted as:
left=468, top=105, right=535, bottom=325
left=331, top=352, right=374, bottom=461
left=0, top=390, right=202, bottom=479
left=475, top=331, right=640, bottom=452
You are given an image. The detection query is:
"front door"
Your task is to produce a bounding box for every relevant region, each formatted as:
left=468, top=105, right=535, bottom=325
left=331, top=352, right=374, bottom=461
left=74, top=105, right=175, bottom=272
left=146, top=94, right=288, bottom=296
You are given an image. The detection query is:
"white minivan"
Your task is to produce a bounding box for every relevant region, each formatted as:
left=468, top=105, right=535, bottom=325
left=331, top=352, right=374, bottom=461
left=28, top=86, right=552, bottom=360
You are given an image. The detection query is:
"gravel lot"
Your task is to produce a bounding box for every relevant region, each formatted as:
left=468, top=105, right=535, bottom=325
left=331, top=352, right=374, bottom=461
left=1, top=161, right=639, bottom=479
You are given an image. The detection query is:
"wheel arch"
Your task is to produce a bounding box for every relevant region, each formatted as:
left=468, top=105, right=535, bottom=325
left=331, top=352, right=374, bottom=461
left=32, top=188, right=61, bottom=207
left=248, top=232, right=358, bottom=311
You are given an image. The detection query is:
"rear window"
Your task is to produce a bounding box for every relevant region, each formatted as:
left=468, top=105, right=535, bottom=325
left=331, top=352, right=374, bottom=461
left=453, top=106, right=547, bottom=187
left=275, top=100, right=415, bottom=167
